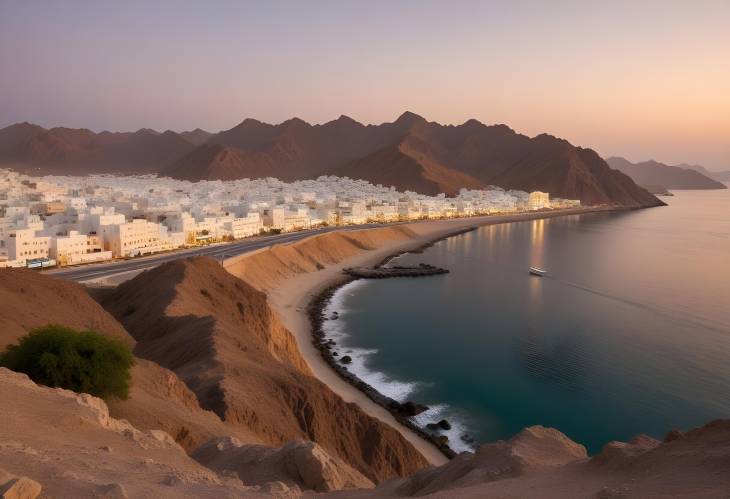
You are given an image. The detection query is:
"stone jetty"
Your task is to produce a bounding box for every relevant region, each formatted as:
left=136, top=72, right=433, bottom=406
left=343, top=263, right=449, bottom=278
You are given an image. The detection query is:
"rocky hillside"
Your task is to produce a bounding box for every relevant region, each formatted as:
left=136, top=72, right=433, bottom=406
left=0, top=114, right=663, bottom=206
left=607, top=156, right=727, bottom=190
left=0, top=367, right=262, bottom=498
left=328, top=421, right=730, bottom=498
left=100, top=257, right=430, bottom=483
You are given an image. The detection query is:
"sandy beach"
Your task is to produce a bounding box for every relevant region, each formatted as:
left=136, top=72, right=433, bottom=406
left=226, top=206, right=621, bottom=466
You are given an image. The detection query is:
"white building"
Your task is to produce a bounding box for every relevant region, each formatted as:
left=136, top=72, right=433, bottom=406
left=5, top=228, right=50, bottom=265
left=528, top=191, right=551, bottom=210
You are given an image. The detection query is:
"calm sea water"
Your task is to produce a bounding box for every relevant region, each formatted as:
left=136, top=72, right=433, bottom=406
left=323, top=189, right=730, bottom=453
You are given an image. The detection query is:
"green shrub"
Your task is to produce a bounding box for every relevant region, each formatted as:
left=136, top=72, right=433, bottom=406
left=0, top=324, right=134, bottom=399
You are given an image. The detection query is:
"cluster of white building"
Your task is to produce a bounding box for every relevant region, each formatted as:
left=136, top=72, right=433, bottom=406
left=0, top=169, right=579, bottom=268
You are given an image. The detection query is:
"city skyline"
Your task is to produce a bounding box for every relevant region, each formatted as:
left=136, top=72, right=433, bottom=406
left=1, top=0, right=728, bottom=169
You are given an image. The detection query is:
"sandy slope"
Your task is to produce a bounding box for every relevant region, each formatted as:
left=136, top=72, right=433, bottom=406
left=224, top=208, right=618, bottom=466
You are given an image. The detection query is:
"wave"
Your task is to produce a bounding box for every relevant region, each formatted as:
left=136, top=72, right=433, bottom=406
left=323, top=280, right=477, bottom=452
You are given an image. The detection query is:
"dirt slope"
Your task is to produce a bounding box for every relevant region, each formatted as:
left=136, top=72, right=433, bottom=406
left=101, top=256, right=430, bottom=483
left=0, top=268, right=133, bottom=350
left=0, top=268, right=253, bottom=453
left=225, top=225, right=420, bottom=292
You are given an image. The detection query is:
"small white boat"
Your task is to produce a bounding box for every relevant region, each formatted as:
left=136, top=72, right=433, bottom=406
left=529, top=267, right=546, bottom=276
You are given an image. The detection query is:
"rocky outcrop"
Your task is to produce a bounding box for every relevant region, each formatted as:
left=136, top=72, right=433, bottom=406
left=389, top=426, right=588, bottom=497
left=326, top=420, right=730, bottom=498
left=0, top=468, right=42, bottom=499
left=0, top=368, right=263, bottom=498
left=101, top=257, right=430, bottom=483
left=106, top=360, right=261, bottom=453
left=193, top=438, right=374, bottom=492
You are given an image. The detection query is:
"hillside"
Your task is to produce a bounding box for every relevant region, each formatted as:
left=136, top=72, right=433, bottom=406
left=163, top=143, right=275, bottom=181
left=0, top=113, right=663, bottom=207
left=607, top=157, right=727, bottom=190
left=100, top=257, right=430, bottom=483
left=0, top=268, right=257, bottom=453
left=334, top=141, right=486, bottom=196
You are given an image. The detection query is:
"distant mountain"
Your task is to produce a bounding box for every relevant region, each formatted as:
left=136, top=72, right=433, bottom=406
left=180, top=128, right=213, bottom=146
left=171, top=112, right=661, bottom=206
left=0, top=124, right=194, bottom=174
left=606, top=157, right=727, bottom=190
left=679, top=163, right=730, bottom=183
left=164, top=143, right=274, bottom=181
left=0, top=114, right=664, bottom=207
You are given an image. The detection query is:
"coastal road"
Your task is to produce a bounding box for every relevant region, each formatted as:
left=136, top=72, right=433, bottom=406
left=45, top=224, right=383, bottom=283
left=44, top=208, right=603, bottom=284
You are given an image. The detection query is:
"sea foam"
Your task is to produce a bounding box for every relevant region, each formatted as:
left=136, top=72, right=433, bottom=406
left=323, top=279, right=476, bottom=452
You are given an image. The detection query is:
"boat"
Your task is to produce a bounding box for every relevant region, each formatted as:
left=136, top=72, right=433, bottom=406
left=529, top=266, right=546, bottom=276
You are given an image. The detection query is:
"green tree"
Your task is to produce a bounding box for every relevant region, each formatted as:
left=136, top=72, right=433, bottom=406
left=0, top=325, right=134, bottom=399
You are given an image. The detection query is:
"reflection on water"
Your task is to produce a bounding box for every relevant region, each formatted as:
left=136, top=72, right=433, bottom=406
left=330, top=190, right=730, bottom=453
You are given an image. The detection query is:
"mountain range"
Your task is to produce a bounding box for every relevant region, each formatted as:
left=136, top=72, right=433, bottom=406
left=606, top=157, right=727, bottom=190
left=0, top=113, right=663, bottom=207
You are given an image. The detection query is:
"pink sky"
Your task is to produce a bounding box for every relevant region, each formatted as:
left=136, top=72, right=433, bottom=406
left=1, top=1, right=728, bottom=169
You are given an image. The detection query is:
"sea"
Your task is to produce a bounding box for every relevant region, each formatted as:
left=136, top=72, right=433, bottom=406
left=322, top=189, right=730, bottom=453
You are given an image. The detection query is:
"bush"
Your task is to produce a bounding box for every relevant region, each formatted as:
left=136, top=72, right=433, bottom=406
left=0, top=325, right=134, bottom=399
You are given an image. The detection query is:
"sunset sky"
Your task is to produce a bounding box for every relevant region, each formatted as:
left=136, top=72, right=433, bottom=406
left=1, top=0, right=728, bottom=169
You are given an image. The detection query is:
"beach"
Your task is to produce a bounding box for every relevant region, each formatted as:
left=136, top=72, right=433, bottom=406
left=224, top=206, right=623, bottom=465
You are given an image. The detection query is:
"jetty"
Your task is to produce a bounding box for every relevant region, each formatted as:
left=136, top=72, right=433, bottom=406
left=343, top=263, right=449, bottom=278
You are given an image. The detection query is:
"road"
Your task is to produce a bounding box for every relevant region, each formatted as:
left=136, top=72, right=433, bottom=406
left=45, top=225, right=379, bottom=283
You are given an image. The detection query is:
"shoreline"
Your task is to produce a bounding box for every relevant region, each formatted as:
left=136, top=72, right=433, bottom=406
left=260, top=205, right=636, bottom=466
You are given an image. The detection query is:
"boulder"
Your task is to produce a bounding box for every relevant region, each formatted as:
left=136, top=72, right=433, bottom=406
left=340, top=356, right=352, bottom=364
left=193, top=438, right=374, bottom=492
left=427, top=419, right=451, bottom=431
left=0, top=475, right=42, bottom=499
left=399, top=401, right=429, bottom=417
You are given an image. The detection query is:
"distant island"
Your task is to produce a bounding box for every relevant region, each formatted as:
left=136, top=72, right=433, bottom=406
left=0, top=113, right=662, bottom=208
left=607, top=156, right=727, bottom=191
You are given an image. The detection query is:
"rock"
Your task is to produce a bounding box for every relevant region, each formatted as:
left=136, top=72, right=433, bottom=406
left=436, top=436, right=449, bottom=446
left=340, top=356, right=352, bottom=364
left=592, top=434, right=660, bottom=469
left=399, top=401, right=429, bottom=417
left=193, top=438, right=374, bottom=492
left=664, top=429, right=684, bottom=442
left=427, top=419, right=451, bottom=431
left=95, top=483, right=128, bottom=498
left=0, top=476, right=42, bottom=499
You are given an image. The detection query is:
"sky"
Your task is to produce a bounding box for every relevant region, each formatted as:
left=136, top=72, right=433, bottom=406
left=1, top=0, right=728, bottom=169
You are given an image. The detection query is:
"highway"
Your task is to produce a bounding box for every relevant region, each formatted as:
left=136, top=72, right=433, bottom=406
left=44, top=225, right=378, bottom=283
